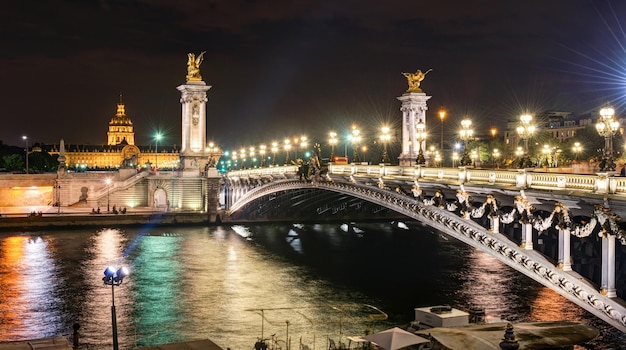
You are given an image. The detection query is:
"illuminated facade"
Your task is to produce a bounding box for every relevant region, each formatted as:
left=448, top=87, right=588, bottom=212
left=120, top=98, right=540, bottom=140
left=49, top=98, right=180, bottom=170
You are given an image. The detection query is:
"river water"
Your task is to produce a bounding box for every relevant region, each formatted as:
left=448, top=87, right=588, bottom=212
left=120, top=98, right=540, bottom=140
left=0, top=221, right=624, bottom=349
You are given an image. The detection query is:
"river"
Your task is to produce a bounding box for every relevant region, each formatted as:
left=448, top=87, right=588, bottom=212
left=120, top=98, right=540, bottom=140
left=0, top=221, right=624, bottom=349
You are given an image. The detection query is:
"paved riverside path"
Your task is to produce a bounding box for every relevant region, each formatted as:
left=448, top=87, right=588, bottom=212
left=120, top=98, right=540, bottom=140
left=0, top=206, right=211, bottom=231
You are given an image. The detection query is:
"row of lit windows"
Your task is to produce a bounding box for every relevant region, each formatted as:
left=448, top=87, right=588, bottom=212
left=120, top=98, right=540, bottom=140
left=110, top=127, right=133, bottom=132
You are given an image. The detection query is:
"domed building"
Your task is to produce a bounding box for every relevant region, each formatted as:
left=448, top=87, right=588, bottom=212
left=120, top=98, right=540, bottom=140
left=49, top=95, right=181, bottom=170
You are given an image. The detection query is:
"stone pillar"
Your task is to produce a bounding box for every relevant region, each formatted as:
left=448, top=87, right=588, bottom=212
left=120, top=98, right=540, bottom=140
left=397, top=93, right=431, bottom=166
left=557, top=228, right=572, bottom=271
left=521, top=223, right=533, bottom=250
left=601, top=234, right=617, bottom=297
left=177, top=81, right=212, bottom=172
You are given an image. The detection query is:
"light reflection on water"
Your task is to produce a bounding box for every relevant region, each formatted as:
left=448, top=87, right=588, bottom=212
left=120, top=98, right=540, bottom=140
left=0, top=223, right=623, bottom=349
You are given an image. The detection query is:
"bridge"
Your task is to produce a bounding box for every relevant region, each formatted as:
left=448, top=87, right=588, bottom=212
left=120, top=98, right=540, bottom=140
left=224, top=163, right=626, bottom=333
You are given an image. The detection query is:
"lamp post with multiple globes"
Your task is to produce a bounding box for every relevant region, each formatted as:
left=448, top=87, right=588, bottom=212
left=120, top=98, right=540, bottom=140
left=415, top=122, right=426, bottom=165
left=459, top=118, right=473, bottom=166
left=380, top=126, right=391, bottom=164
left=572, top=142, right=582, bottom=163
left=595, top=105, right=619, bottom=171
left=516, top=114, right=535, bottom=168
left=284, top=139, right=291, bottom=165
left=102, top=266, right=129, bottom=350
left=328, top=131, right=338, bottom=162
left=350, top=126, right=361, bottom=163
left=271, top=142, right=278, bottom=166
left=259, top=144, right=267, bottom=167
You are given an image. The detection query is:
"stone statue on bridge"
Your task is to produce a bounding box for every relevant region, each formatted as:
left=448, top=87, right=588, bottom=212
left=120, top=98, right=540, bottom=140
left=186, top=51, right=206, bottom=82
left=402, top=69, right=432, bottom=93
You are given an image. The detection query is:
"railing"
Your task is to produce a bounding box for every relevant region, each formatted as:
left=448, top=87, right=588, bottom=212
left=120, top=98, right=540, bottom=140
left=227, top=164, right=624, bottom=195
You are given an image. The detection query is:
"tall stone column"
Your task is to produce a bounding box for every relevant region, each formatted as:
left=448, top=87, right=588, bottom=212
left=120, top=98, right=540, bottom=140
left=397, top=93, right=431, bottom=166
left=177, top=82, right=212, bottom=172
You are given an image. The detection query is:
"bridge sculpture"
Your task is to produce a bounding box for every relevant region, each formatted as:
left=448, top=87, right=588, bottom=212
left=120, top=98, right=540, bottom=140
left=224, top=165, right=626, bottom=333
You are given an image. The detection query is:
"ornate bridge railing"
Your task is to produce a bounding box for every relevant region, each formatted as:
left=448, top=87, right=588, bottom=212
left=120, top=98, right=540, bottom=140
left=228, top=165, right=622, bottom=194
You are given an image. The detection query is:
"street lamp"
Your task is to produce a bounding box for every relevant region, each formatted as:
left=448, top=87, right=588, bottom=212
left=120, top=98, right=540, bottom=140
left=439, top=108, right=446, bottom=157
left=380, top=126, right=391, bottom=164
left=542, top=144, right=551, bottom=167
left=106, top=178, right=111, bottom=212
left=284, top=139, right=291, bottom=165
left=492, top=148, right=500, bottom=169
left=350, top=126, right=361, bottom=163
left=452, top=151, right=459, bottom=167
left=271, top=142, right=278, bottom=166
left=102, top=266, right=129, bottom=350
left=22, top=136, right=28, bottom=174
left=596, top=105, right=619, bottom=171
left=299, top=136, right=308, bottom=160
left=459, top=118, right=473, bottom=166
left=154, top=132, right=162, bottom=170
left=328, top=131, right=338, bottom=162
left=416, top=122, right=427, bottom=165
left=206, top=142, right=219, bottom=168
left=249, top=146, right=255, bottom=168
left=259, top=144, right=267, bottom=167
left=240, top=148, right=247, bottom=169
left=572, top=142, right=582, bottom=163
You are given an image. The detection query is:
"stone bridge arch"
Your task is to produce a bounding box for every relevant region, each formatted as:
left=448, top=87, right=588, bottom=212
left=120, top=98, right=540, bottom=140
left=227, top=178, right=626, bottom=332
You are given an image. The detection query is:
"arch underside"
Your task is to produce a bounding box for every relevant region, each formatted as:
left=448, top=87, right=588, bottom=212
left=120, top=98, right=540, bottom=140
left=228, top=179, right=626, bottom=332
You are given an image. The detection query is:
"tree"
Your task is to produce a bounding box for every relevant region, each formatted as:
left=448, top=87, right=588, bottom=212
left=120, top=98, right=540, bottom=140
left=3, top=154, right=24, bottom=172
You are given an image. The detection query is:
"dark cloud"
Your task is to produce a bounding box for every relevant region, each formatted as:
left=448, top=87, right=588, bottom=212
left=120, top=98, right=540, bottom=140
left=0, top=0, right=624, bottom=150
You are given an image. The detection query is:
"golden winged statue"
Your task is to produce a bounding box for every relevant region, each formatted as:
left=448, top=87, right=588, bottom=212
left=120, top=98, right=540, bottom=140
left=402, top=69, right=432, bottom=93
left=186, top=51, right=206, bottom=82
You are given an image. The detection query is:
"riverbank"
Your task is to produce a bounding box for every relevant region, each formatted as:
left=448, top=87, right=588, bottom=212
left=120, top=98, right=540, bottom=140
left=0, top=207, right=211, bottom=231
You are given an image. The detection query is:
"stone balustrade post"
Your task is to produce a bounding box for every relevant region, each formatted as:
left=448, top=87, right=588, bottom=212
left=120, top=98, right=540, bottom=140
left=557, top=228, right=572, bottom=271
left=521, top=223, right=533, bottom=250
left=601, top=234, right=617, bottom=297
left=490, top=216, right=500, bottom=233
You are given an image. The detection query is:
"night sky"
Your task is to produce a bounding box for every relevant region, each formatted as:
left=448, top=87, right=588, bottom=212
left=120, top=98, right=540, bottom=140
left=1, top=0, right=625, bottom=151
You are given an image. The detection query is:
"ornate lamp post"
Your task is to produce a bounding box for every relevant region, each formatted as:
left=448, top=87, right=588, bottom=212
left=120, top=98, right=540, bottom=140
left=22, top=136, right=28, bottom=174
left=102, top=266, right=129, bottom=350
left=284, top=139, right=291, bottom=165
left=452, top=151, right=459, bottom=167
left=249, top=146, right=256, bottom=168
left=206, top=142, right=219, bottom=168
left=271, top=142, right=278, bottom=166
left=596, top=105, right=619, bottom=171
left=350, top=126, right=361, bottom=163
left=259, top=144, right=267, bottom=167
left=239, top=148, right=246, bottom=169
left=328, top=131, right=338, bottom=162
left=542, top=144, right=551, bottom=167
left=492, top=148, right=500, bottom=169
left=438, top=108, right=446, bottom=157
left=459, top=118, right=473, bottom=166
left=516, top=114, right=535, bottom=168
left=105, top=178, right=111, bottom=212
left=572, top=142, right=582, bottom=163
left=299, top=136, right=308, bottom=159
left=415, top=122, right=426, bottom=165
left=380, top=126, right=391, bottom=164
